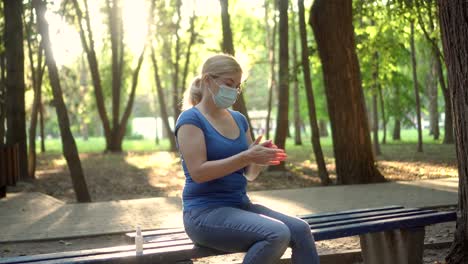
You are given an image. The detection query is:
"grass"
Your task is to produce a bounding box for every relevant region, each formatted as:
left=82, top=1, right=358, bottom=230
left=38, top=129, right=448, bottom=154
left=36, top=137, right=172, bottom=153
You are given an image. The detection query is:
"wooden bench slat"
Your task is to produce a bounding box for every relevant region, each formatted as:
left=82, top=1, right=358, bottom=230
left=31, top=244, right=222, bottom=264
left=126, top=227, right=185, bottom=238
left=126, top=208, right=429, bottom=242
left=144, top=233, right=189, bottom=243
left=312, top=211, right=456, bottom=241
left=141, top=210, right=438, bottom=244
left=309, top=210, right=435, bottom=229
left=298, top=205, right=404, bottom=219
left=304, top=208, right=430, bottom=225
left=0, top=239, right=193, bottom=264
left=126, top=206, right=411, bottom=240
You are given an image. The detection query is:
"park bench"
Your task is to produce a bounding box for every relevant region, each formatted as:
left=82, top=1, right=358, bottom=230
left=0, top=144, right=19, bottom=199
left=0, top=205, right=456, bottom=264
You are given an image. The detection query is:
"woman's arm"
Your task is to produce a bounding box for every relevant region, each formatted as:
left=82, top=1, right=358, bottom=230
left=177, top=124, right=285, bottom=183
left=244, top=131, right=265, bottom=181
left=244, top=129, right=285, bottom=181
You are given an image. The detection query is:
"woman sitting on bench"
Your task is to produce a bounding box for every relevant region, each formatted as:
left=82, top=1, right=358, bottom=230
left=175, top=54, right=320, bottom=264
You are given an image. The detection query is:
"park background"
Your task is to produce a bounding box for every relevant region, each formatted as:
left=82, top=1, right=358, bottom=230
left=1, top=0, right=467, bottom=263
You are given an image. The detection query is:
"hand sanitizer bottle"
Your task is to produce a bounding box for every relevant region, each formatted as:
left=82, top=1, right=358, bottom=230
left=135, top=226, right=143, bottom=256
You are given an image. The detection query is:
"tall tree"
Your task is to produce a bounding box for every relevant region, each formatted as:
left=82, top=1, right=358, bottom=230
left=71, top=0, right=110, bottom=149
left=181, top=11, right=198, bottom=105
left=0, top=2, right=6, bottom=145
left=24, top=3, right=46, bottom=178
left=106, top=0, right=125, bottom=152
left=427, top=53, right=440, bottom=140
left=310, top=0, right=385, bottom=184
left=371, top=51, right=381, bottom=155
left=71, top=0, right=147, bottom=152
left=219, top=0, right=254, bottom=140
left=290, top=2, right=302, bottom=146
left=171, top=0, right=182, bottom=122
left=39, top=94, right=45, bottom=152
left=272, top=0, right=289, bottom=171
left=393, top=85, right=402, bottom=141
left=3, top=0, right=28, bottom=180
left=378, top=84, right=387, bottom=144
left=264, top=0, right=277, bottom=141
left=298, top=0, right=329, bottom=185
left=33, top=0, right=91, bottom=202
left=156, top=0, right=197, bottom=126
left=415, top=0, right=453, bottom=144
left=114, top=0, right=152, bottom=152
left=410, top=21, right=423, bottom=152
left=438, top=1, right=468, bottom=262
left=151, top=46, right=177, bottom=152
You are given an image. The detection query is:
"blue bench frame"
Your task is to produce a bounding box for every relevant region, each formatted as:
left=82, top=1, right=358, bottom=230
left=0, top=205, right=456, bottom=264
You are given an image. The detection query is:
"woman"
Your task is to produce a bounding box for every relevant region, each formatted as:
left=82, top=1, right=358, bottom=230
left=175, top=54, right=320, bottom=264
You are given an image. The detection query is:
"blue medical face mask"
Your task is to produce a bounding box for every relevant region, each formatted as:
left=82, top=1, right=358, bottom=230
left=208, top=80, right=239, bottom=109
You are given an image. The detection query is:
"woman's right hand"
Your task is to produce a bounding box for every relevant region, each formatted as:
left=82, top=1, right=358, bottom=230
left=244, top=144, right=287, bottom=166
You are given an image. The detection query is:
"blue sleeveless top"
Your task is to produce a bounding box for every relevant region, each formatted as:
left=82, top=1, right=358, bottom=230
left=174, top=107, right=251, bottom=210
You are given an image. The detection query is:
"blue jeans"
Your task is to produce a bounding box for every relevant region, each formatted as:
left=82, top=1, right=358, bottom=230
left=183, top=203, right=320, bottom=264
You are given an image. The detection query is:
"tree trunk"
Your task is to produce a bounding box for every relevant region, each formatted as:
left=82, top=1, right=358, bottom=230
left=298, top=0, right=329, bottom=185
left=154, top=115, right=160, bottom=145
left=372, top=93, right=381, bottom=156
left=437, top=2, right=468, bottom=262
left=410, top=21, right=423, bottom=152
left=79, top=56, right=89, bottom=141
left=271, top=0, right=289, bottom=172
left=25, top=9, right=45, bottom=179
left=290, top=5, right=302, bottom=146
left=393, top=84, right=402, bottom=141
left=378, top=85, right=387, bottom=144
left=106, top=0, right=124, bottom=152
left=372, top=51, right=381, bottom=155
left=428, top=54, right=440, bottom=140
left=319, top=120, right=328, bottom=137
left=173, top=0, right=183, bottom=122
left=436, top=55, right=454, bottom=144
left=34, top=0, right=91, bottom=202
left=73, top=0, right=151, bottom=152
left=116, top=0, right=153, bottom=146
left=151, top=47, right=177, bottom=152
left=116, top=47, right=146, bottom=145
left=310, top=0, right=385, bottom=184
left=265, top=0, right=277, bottom=141
left=442, top=88, right=454, bottom=144
left=72, top=0, right=112, bottom=147
left=39, top=98, right=45, bottom=153
left=415, top=0, right=451, bottom=143
left=0, top=48, right=5, bottom=145
left=4, top=0, right=28, bottom=180
left=393, top=118, right=401, bottom=141
left=181, top=13, right=197, bottom=103
left=219, top=0, right=255, bottom=140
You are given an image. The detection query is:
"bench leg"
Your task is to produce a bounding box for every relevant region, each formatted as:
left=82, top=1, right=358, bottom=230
left=359, top=227, right=425, bottom=264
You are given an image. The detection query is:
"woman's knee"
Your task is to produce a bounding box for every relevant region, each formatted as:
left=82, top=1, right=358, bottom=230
left=289, top=218, right=314, bottom=240
left=269, top=222, right=291, bottom=247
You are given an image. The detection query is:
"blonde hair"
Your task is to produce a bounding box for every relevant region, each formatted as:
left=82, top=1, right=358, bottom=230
left=182, top=54, right=242, bottom=110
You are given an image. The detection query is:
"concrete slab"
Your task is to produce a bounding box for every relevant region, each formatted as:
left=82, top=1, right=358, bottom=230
left=248, top=178, right=458, bottom=216
left=0, top=177, right=458, bottom=243
left=0, top=196, right=183, bottom=243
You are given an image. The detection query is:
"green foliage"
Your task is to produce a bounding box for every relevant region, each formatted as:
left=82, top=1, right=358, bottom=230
left=353, top=0, right=442, bottom=129
left=24, top=0, right=450, bottom=152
